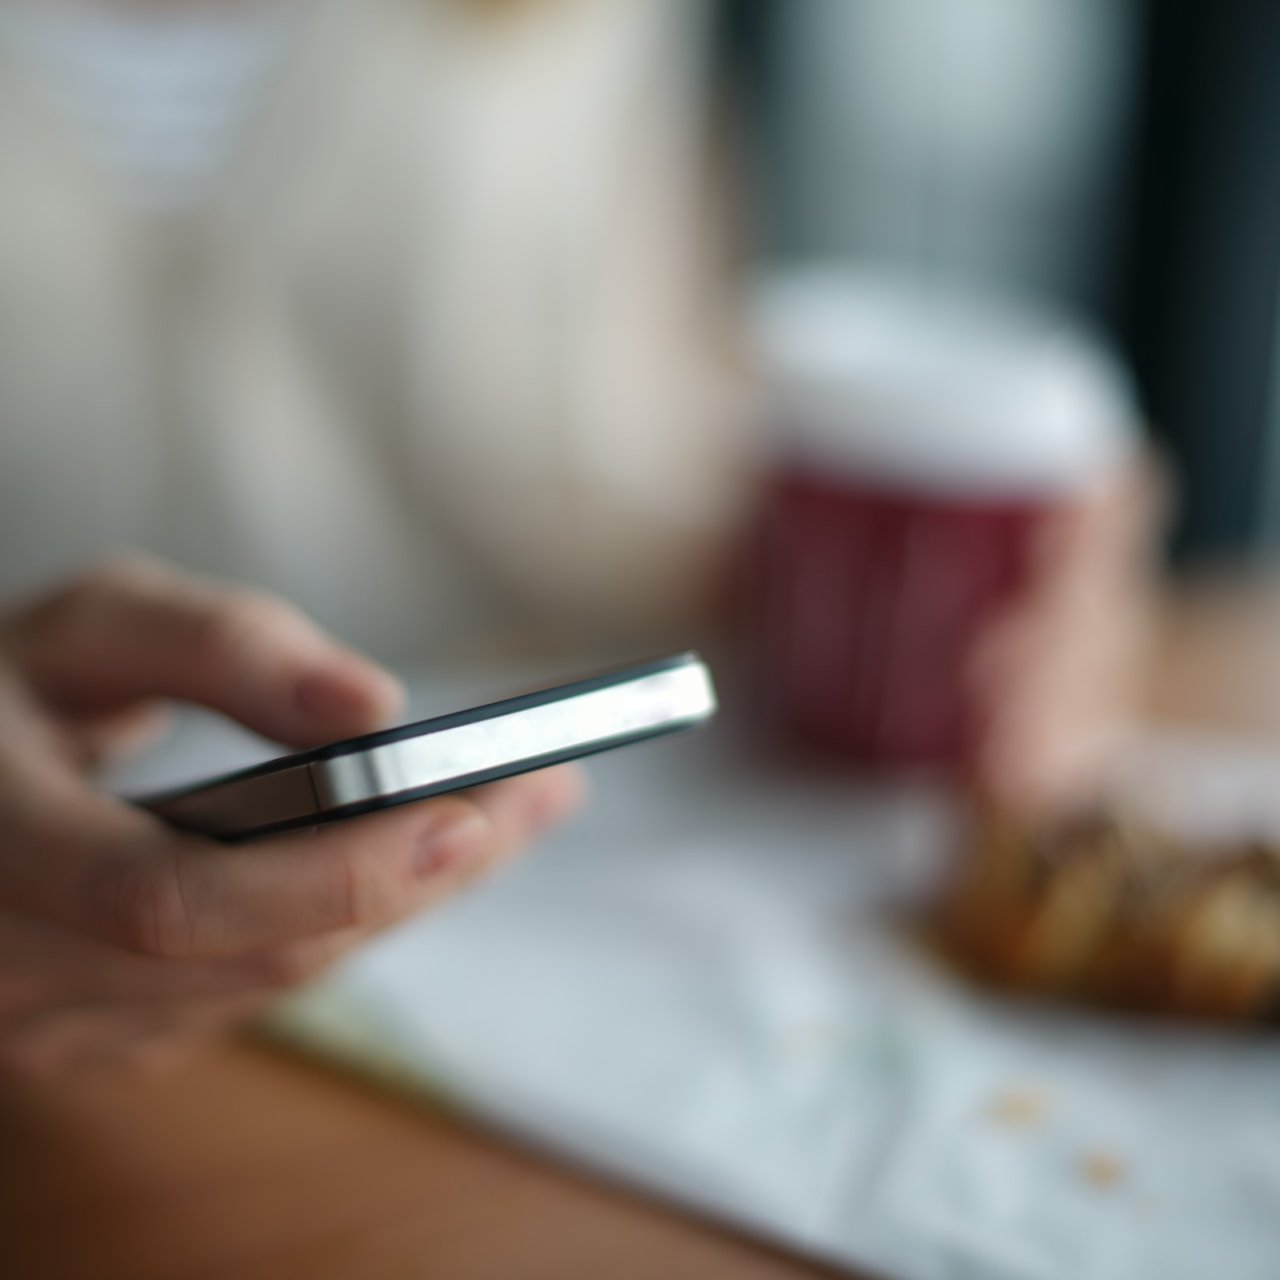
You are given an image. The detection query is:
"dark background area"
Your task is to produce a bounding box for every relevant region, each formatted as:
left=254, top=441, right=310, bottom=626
left=714, top=0, right=1280, bottom=560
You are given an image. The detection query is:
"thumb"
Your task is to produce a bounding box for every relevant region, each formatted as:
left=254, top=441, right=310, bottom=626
left=2, top=556, right=405, bottom=747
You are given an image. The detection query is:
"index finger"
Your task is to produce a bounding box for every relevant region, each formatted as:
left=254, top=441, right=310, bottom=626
left=3, top=555, right=404, bottom=747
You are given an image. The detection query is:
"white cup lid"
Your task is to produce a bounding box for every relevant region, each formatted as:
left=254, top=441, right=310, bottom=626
left=753, top=266, right=1138, bottom=496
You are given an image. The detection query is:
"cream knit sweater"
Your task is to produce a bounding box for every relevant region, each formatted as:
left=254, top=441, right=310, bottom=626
left=0, top=0, right=744, bottom=663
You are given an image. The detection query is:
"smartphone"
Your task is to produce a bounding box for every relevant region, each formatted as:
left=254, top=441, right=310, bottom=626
left=138, top=653, right=717, bottom=841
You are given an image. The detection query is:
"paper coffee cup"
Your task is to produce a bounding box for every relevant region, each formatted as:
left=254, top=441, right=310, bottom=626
left=748, top=266, right=1141, bottom=774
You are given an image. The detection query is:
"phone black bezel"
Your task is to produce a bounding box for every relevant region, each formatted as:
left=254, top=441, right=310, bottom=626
left=139, top=653, right=706, bottom=840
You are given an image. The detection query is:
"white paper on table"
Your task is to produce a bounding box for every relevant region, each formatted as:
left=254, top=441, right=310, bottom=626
left=115, top=685, right=1280, bottom=1280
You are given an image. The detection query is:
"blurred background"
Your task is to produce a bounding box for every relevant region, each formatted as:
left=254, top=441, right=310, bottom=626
left=3, top=0, right=1279, bottom=640
left=719, top=0, right=1280, bottom=561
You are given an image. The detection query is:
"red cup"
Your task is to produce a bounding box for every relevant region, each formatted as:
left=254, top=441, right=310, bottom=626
left=748, top=269, right=1140, bottom=780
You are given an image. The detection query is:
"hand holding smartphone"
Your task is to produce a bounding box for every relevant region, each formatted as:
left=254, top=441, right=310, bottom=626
left=140, top=653, right=717, bottom=841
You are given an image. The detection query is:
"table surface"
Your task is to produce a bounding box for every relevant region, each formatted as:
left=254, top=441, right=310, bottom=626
left=2, top=571, right=1276, bottom=1280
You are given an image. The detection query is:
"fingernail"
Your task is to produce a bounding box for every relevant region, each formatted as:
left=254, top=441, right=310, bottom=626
left=413, top=810, right=489, bottom=880
left=523, top=789, right=566, bottom=837
left=295, top=669, right=363, bottom=720
left=525, top=769, right=586, bottom=834
left=296, top=663, right=404, bottom=727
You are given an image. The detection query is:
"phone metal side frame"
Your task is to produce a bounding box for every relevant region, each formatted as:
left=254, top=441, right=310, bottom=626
left=140, top=654, right=716, bottom=841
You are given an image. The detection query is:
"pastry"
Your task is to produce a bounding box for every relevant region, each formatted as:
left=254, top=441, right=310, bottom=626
left=935, top=805, right=1280, bottom=1021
